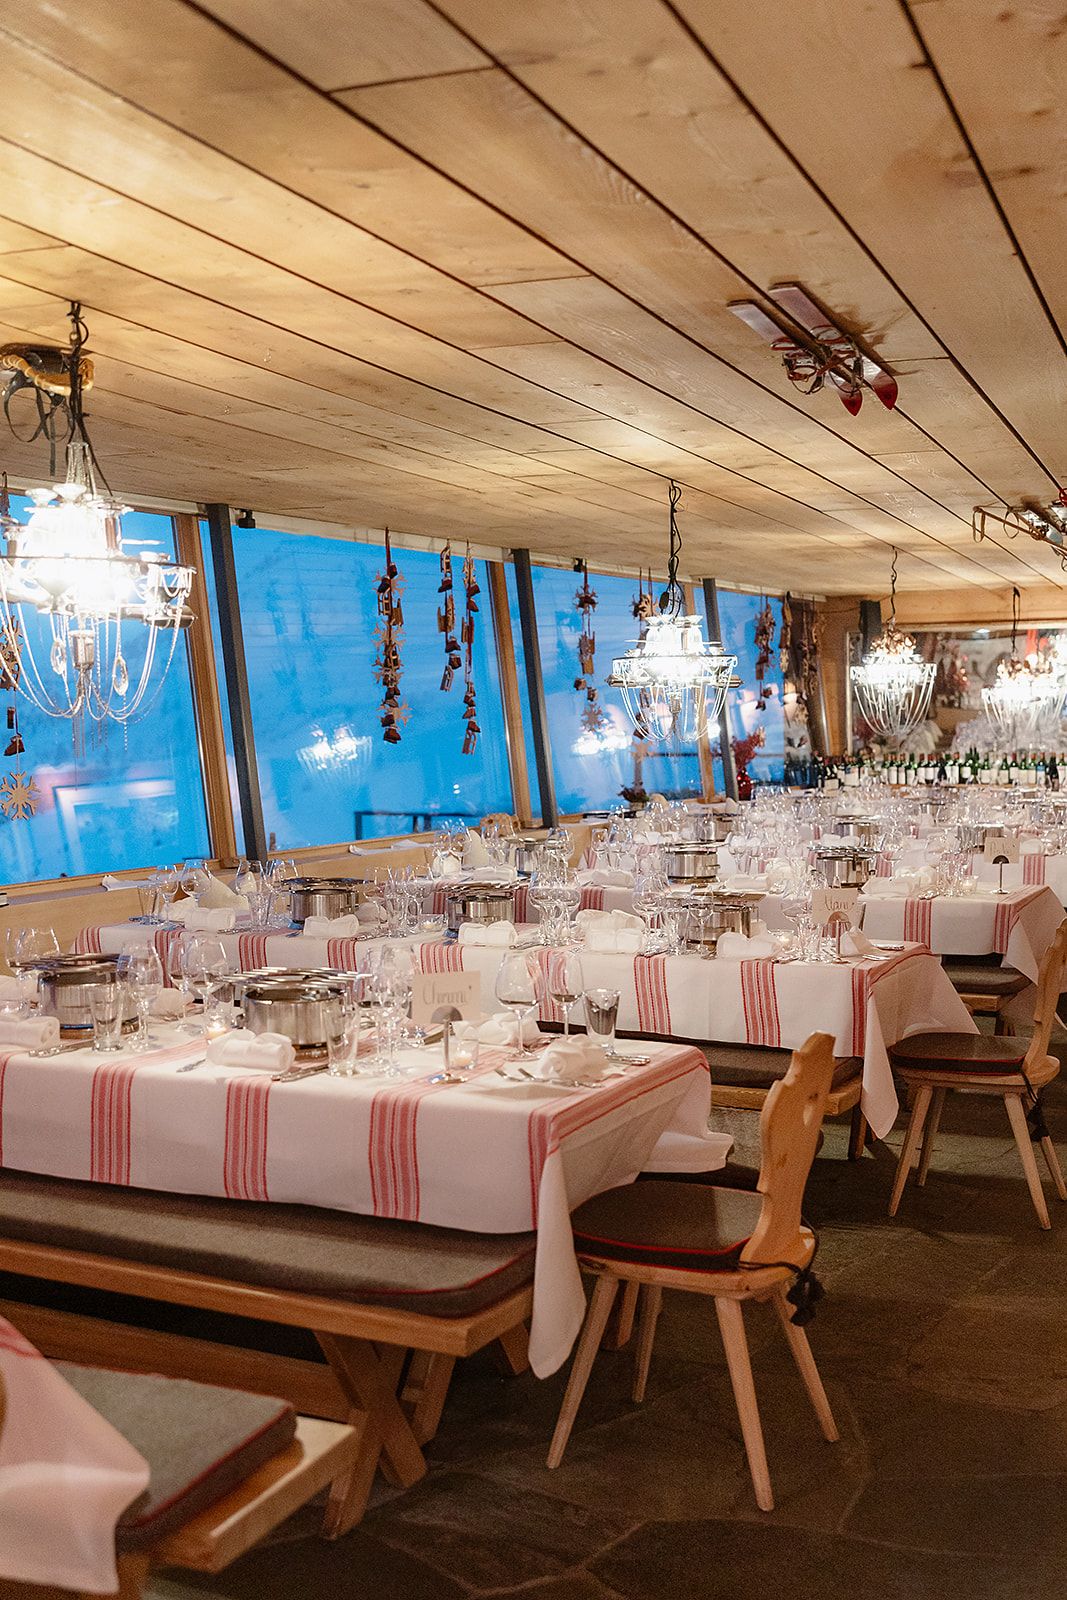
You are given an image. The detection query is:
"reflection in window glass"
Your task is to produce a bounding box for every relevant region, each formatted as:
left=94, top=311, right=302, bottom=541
left=198, top=520, right=242, bottom=843
left=503, top=564, right=543, bottom=824
left=0, top=500, right=209, bottom=883
left=715, top=591, right=796, bottom=783
left=529, top=565, right=704, bottom=813
left=232, top=527, right=513, bottom=845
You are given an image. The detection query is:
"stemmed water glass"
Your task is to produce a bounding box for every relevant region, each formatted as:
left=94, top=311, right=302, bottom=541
left=121, top=944, right=164, bottom=1051
left=548, top=951, right=584, bottom=1036
left=494, top=951, right=538, bottom=1061
left=154, top=867, right=180, bottom=924
left=365, top=945, right=415, bottom=1076
left=12, top=925, right=60, bottom=1011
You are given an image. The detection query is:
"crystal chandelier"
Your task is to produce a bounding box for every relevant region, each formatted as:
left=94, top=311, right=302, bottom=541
left=850, top=548, right=934, bottom=741
left=607, top=481, right=736, bottom=748
left=0, top=304, right=194, bottom=731
left=982, top=586, right=1066, bottom=745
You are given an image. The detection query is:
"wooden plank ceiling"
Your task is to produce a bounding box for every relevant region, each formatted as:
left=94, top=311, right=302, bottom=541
left=0, top=0, right=1063, bottom=597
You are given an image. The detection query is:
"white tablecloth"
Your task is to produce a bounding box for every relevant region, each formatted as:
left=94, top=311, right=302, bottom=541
left=0, top=1028, right=720, bottom=1377
left=74, top=921, right=975, bottom=1141
left=0, top=1315, right=149, bottom=1592
left=859, top=885, right=1064, bottom=982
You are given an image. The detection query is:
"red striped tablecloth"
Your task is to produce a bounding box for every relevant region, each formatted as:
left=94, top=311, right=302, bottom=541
left=0, top=1029, right=716, bottom=1378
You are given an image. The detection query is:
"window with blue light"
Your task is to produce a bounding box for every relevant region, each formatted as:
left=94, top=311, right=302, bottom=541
left=229, top=526, right=514, bottom=846
left=713, top=590, right=810, bottom=783
left=528, top=564, right=705, bottom=813
left=0, top=500, right=209, bottom=883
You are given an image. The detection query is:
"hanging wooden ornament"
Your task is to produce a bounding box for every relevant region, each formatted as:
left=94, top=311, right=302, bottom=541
left=373, top=529, right=409, bottom=745
left=574, top=561, right=607, bottom=735
left=629, top=568, right=655, bottom=741
left=0, top=469, right=33, bottom=816
left=437, top=542, right=461, bottom=691
left=460, top=544, right=480, bottom=754
left=754, top=596, right=776, bottom=709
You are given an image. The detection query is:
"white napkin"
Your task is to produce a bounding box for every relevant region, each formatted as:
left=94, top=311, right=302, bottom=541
left=205, top=1030, right=295, bottom=1072
left=196, top=874, right=248, bottom=911
left=170, top=903, right=237, bottom=932
left=467, top=864, right=519, bottom=883
left=430, top=852, right=463, bottom=879
left=721, top=873, right=767, bottom=893
left=454, top=1011, right=543, bottom=1046
left=101, top=873, right=147, bottom=891
left=584, top=927, right=644, bottom=954
left=464, top=829, right=491, bottom=868
left=575, top=908, right=643, bottom=935
left=578, top=867, right=634, bottom=887
left=0, top=1314, right=150, bottom=1591
left=457, top=921, right=518, bottom=947
left=0, top=974, right=22, bottom=1004
left=861, top=878, right=900, bottom=897
left=842, top=927, right=878, bottom=956
left=150, top=989, right=189, bottom=1019
left=0, top=1015, right=61, bottom=1050
left=302, top=909, right=378, bottom=937
left=714, top=932, right=776, bottom=961
left=532, top=1037, right=611, bottom=1083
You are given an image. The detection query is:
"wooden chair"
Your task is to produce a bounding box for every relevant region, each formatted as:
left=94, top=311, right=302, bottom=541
left=887, top=923, right=1067, bottom=1228
left=547, top=1033, right=839, bottom=1511
left=0, top=1352, right=358, bottom=1600
left=941, top=953, right=1030, bottom=1034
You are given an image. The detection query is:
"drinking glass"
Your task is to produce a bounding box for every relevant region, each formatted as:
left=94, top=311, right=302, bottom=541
left=494, top=951, right=538, bottom=1060
left=326, top=998, right=360, bottom=1078
left=12, top=925, right=59, bottom=1013
left=186, top=934, right=232, bottom=1028
left=155, top=868, right=180, bottom=923
left=548, top=951, right=584, bottom=1036
left=88, top=981, right=124, bottom=1053
left=584, top=986, right=620, bottom=1055
left=122, top=945, right=164, bottom=1051
left=165, top=934, right=198, bottom=1032
left=136, top=883, right=161, bottom=923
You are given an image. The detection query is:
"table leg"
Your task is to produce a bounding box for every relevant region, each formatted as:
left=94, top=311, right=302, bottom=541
left=317, top=1333, right=427, bottom=1532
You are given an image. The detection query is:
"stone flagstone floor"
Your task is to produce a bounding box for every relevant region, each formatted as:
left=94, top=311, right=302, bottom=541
left=149, top=1071, right=1067, bottom=1600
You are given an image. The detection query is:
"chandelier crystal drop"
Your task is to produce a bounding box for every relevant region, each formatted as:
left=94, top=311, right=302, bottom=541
left=981, top=587, right=1066, bottom=745
left=607, top=481, right=736, bottom=748
left=850, top=548, right=934, bottom=741
left=0, top=305, right=194, bottom=731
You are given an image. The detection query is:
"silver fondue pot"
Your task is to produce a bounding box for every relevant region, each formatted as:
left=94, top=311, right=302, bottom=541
left=830, top=815, right=883, bottom=846
left=243, top=978, right=346, bottom=1052
left=663, top=842, right=719, bottom=885
left=34, top=953, right=136, bottom=1038
left=683, top=893, right=759, bottom=954
left=288, top=877, right=364, bottom=926
left=446, top=886, right=516, bottom=934
left=813, top=847, right=876, bottom=889
left=233, top=965, right=344, bottom=1004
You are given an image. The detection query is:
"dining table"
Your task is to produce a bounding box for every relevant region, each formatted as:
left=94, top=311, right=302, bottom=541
left=0, top=1019, right=722, bottom=1377
left=75, top=917, right=976, bottom=1141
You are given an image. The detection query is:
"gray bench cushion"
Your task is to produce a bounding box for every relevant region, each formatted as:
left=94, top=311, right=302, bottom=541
left=705, top=1043, right=861, bottom=1092
left=0, top=1170, right=535, bottom=1319
left=58, top=1364, right=295, bottom=1551
left=942, top=957, right=1028, bottom=998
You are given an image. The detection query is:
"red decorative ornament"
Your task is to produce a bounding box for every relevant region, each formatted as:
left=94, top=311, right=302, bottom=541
left=437, top=542, right=462, bottom=692
left=754, top=597, right=776, bottom=710
left=461, top=544, right=480, bottom=754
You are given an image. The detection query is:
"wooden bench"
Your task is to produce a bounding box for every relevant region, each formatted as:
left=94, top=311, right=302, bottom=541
left=703, top=1043, right=868, bottom=1158
left=0, top=1171, right=534, bottom=1536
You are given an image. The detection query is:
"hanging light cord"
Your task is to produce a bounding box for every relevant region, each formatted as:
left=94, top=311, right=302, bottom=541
left=66, top=302, right=113, bottom=498
left=1011, top=584, right=1021, bottom=661
left=888, top=546, right=898, bottom=629
left=660, top=479, right=684, bottom=617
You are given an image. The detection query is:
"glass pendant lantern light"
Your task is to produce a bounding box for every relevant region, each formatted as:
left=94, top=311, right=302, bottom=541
left=0, top=303, right=194, bottom=735
left=607, top=481, right=736, bottom=749
left=982, top=585, right=1066, bottom=746
left=849, top=548, right=935, bottom=741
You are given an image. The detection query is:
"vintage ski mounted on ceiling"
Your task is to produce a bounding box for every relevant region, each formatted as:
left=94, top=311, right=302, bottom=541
left=971, top=491, right=1067, bottom=572
left=728, top=283, right=898, bottom=416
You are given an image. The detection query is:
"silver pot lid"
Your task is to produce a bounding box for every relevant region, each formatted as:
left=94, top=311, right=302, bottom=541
left=244, top=979, right=346, bottom=1003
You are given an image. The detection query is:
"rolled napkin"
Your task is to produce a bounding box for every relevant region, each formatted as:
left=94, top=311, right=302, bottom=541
left=0, top=1014, right=61, bottom=1050
left=457, top=921, right=518, bottom=947
left=464, top=828, right=491, bottom=869
left=171, top=903, right=237, bottom=932
left=584, top=927, right=644, bottom=954
left=150, top=989, right=189, bottom=1019
left=575, top=908, right=643, bottom=935
left=454, top=1011, right=543, bottom=1046
left=466, top=864, right=519, bottom=882
left=303, top=911, right=375, bottom=937
left=532, top=1036, right=611, bottom=1083
left=205, top=1029, right=295, bottom=1072
left=196, top=874, right=249, bottom=911
left=714, top=932, right=777, bottom=961
left=577, top=867, right=634, bottom=887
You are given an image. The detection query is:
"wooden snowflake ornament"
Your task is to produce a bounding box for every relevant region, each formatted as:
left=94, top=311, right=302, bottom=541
left=0, top=767, right=38, bottom=820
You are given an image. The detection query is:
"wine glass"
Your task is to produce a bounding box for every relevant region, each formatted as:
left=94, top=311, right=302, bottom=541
left=494, top=951, right=538, bottom=1060
left=13, top=925, right=60, bottom=1011
left=155, top=867, right=180, bottom=923
left=121, top=945, right=164, bottom=1051
left=548, top=951, right=584, bottom=1037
